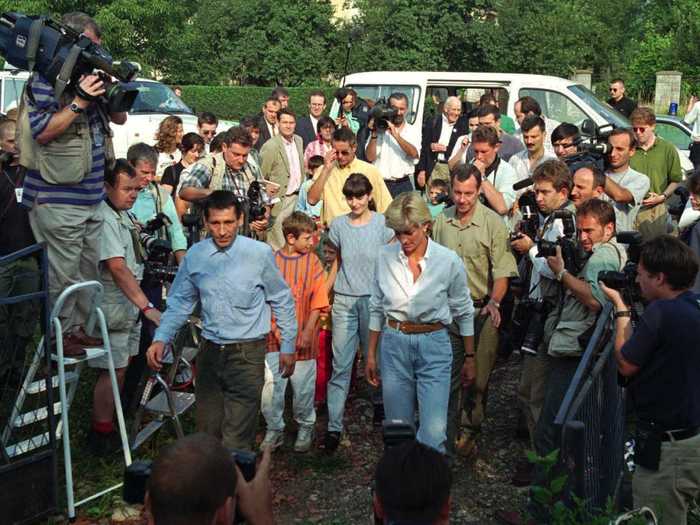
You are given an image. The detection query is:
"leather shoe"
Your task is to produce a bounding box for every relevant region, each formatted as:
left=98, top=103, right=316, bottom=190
left=73, top=327, right=103, bottom=347
left=495, top=510, right=534, bottom=525
left=511, top=459, right=534, bottom=487
left=59, top=334, right=87, bottom=358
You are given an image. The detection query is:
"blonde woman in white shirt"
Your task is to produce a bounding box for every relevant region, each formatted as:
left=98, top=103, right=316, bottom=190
left=366, top=192, right=475, bottom=452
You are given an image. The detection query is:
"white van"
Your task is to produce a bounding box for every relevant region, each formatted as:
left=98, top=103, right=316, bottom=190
left=0, top=67, right=234, bottom=158
left=332, top=71, right=694, bottom=172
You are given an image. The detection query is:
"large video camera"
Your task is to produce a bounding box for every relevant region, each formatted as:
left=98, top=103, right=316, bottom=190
left=369, top=99, right=399, bottom=132
left=0, top=12, right=138, bottom=112
left=598, top=231, right=643, bottom=319
left=563, top=120, right=614, bottom=173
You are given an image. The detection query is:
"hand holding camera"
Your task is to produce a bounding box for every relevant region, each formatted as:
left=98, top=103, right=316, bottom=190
left=74, top=74, right=105, bottom=108
left=510, top=233, right=534, bottom=254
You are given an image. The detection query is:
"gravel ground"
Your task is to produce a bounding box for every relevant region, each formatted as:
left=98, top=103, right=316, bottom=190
left=268, top=353, right=529, bottom=524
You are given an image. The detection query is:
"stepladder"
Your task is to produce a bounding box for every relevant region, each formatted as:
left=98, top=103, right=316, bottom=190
left=2, top=280, right=132, bottom=520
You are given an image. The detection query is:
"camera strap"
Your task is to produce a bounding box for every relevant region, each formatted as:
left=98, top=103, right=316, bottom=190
left=55, top=43, right=84, bottom=100
left=25, top=18, right=46, bottom=73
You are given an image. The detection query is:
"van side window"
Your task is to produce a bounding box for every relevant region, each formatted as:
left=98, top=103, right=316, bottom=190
left=519, top=88, right=586, bottom=125
left=423, top=86, right=510, bottom=124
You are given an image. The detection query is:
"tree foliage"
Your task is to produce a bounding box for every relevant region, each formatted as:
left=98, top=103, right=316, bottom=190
left=0, top=0, right=699, bottom=96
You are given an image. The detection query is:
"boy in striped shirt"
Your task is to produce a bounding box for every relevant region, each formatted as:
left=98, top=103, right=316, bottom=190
left=261, top=212, right=329, bottom=452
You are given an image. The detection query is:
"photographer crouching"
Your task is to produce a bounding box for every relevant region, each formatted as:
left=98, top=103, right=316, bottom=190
left=600, top=235, right=700, bottom=524
left=145, top=433, right=274, bottom=525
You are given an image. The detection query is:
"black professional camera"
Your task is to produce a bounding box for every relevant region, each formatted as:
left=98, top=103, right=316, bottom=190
left=598, top=231, right=643, bottom=309
left=246, top=180, right=267, bottom=222
left=369, top=101, right=399, bottom=132
left=511, top=298, right=550, bottom=355
left=0, top=12, right=138, bottom=112
left=510, top=191, right=539, bottom=242
left=137, top=213, right=177, bottom=283
left=536, top=209, right=589, bottom=274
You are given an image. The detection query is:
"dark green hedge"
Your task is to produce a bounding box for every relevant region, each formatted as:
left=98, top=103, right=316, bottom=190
left=180, top=86, right=337, bottom=121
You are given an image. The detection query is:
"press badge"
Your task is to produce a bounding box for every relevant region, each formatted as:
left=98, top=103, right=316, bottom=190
left=15, top=188, right=22, bottom=203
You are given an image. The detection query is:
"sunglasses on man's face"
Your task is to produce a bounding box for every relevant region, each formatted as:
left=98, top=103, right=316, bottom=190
left=609, top=88, right=619, bottom=93
left=633, top=127, right=648, bottom=133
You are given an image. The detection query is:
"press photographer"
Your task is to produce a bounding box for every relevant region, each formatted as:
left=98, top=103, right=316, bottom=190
left=600, top=235, right=700, bottom=524
left=145, top=433, right=274, bottom=525
left=508, top=159, right=575, bottom=486
left=0, top=118, right=39, bottom=380
left=88, top=160, right=160, bottom=455
left=365, top=92, right=421, bottom=197
left=178, top=127, right=271, bottom=239
left=8, top=12, right=132, bottom=355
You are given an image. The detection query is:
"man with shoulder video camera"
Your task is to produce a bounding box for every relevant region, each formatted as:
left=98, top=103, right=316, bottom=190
left=508, top=159, right=575, bottom=486
left=11, top=12, right=131, bottom=356
left=365, top=92, right=421, bottom=198
left=601, top=235, right=700, bottom=525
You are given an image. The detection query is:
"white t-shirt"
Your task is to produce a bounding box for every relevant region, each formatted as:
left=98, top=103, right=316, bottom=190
left=369, top=123, right=422, bottom=181
left=600, top=168, right=650, bottom=233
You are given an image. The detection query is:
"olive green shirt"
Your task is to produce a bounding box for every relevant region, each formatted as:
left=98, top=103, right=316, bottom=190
left=432, top=202, right=518, bottom=301
left=629, top=136, right=682, bottom=195
left=547, top=239, right=626, bottom=357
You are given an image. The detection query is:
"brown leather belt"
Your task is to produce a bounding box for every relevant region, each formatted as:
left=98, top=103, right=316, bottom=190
left=387, top=319, right=445, bottom=334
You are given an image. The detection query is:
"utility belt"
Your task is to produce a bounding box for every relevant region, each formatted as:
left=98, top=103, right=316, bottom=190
left=635, top=420, right=700, bottom=471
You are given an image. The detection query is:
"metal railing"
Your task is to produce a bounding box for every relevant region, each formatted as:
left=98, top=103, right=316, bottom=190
left=554, top=302, right=627, bottom=514
left=0, top=243, right=57, bottom=524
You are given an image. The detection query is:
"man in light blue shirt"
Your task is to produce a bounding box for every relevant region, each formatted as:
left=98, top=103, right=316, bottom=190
left=147, top=191, right=297, bottom=451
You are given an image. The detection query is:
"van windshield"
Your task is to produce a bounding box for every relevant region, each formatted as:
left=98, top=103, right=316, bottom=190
left=127, top=81, right=193, bottom=115
left=331, top=84, right=421, bottom=125
left=568, top=84, right=629, bottom=129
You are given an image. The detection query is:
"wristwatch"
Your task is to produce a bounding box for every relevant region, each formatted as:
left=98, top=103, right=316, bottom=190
left=556, top=268, right=567, bottom=282
left=614, top=310, right=632, bottom=318
left=69, top=102, right=84, bottom=114
left=141, top=302, right=155, bottom=314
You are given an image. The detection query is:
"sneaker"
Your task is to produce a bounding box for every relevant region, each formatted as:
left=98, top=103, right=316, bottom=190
left=323, top=431, right=341, bottom=454
left=294, top=426, right=314, bottom=453
left=260, top=430, right=284, bottom=451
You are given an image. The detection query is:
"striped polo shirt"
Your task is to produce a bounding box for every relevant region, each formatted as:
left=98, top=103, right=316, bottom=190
left=22, top=73, right=106, bottom=208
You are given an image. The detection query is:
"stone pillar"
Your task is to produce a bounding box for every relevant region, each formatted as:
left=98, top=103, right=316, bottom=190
left=571, top=69, right=592, bottom=90
left=655, top=71, right=682, bottom=114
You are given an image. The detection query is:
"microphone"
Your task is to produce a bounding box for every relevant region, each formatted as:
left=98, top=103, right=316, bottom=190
left=512, top=177, right=534, bottom=191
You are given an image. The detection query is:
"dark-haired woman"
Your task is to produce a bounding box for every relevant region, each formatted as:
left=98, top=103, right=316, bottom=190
left=324, top=173, right=393, bottom=452
left=161, top=132, right=205, bottom=197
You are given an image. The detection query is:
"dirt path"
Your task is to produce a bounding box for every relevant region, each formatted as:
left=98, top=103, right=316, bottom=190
left=268, top=355, right=528, bottom=524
